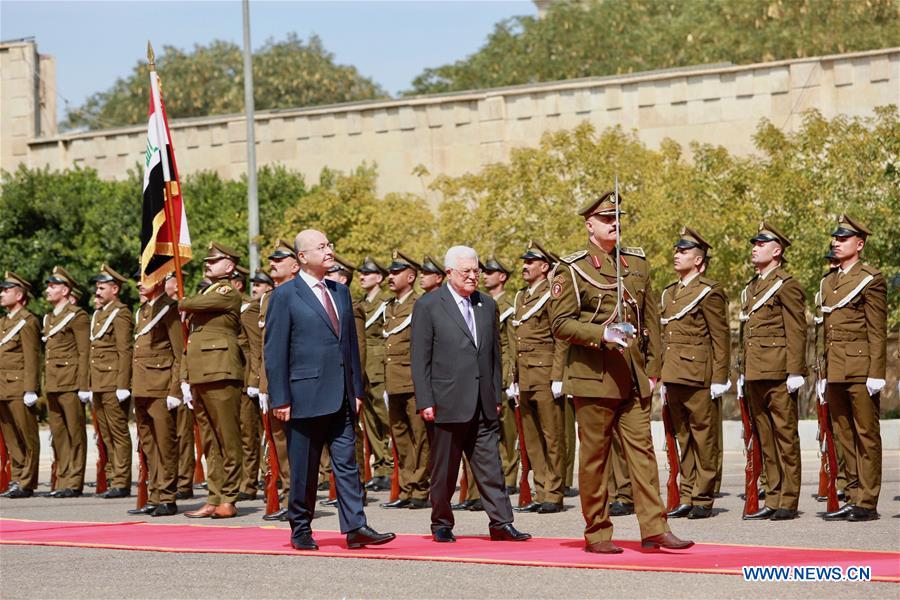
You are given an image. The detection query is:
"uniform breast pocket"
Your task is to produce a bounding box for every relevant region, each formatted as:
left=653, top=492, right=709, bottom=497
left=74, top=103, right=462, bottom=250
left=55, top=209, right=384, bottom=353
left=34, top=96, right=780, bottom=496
left=54, top=360, right=77, bottom=388
left=666, top=345, right=708, bottom=384
left=200, top=343, right=232, bottom=375
left=843, top=341, right=869, bottom=378
left=754, top=337, right=786, bottom=372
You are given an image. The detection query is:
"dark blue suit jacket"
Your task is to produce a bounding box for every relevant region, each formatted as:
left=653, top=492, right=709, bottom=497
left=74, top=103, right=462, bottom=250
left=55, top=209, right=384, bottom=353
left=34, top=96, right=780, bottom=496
left=263, top=276, right=365, bottom=419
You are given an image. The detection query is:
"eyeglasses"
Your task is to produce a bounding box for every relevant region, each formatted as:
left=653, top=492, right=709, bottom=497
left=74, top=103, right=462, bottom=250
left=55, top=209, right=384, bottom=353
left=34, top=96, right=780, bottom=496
left=451, top=268, right=481, bottom=278
left=300, top=242, right=335, bottom=253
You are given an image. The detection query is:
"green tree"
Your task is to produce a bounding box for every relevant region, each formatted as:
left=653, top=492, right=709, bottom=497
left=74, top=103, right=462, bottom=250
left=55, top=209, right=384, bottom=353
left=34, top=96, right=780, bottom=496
left=408, top=0, right=900, bottom=95
left=64, top=34, right=386, bottom=131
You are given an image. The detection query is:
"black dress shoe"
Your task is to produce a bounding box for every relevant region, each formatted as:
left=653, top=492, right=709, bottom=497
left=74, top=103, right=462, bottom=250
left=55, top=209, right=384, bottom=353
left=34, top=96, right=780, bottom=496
left=262, top=508, right=288, bottom=521
left=563, top=487, right=579, bottom=498
left=513, top=501, right=540, bottom=513
left=432, top=527, right=456, bottom=543
left=770, top=508, right=798, bottom=521
left=489, top=523, right=532, bottom=542
left=319, top=498, right=338, bottom=507
left=451, top=499, right=476, bottom=511
left=5, top=487, right=33, bottom=499
left=687, top=506, right=712, bottom=519
left=53, top=488, right=77, bottom=498
left=127, top=504, right=158, bottom=515
left=667, top=504, right=693, bottom=518
left=505, top=486, right=519, bottom=496
left=823, top=503, right=856, bottom=521
left=175, top=490, right=194, bottom=500
left=743, top=506, right=776, bottom=520
left=467, top=499, right=485, bottom=512
left=380, top=498, right=410, bottom=509
left=1, top=483, right=21, bottom=497
left=608, top=501, right=635, bottom=517
left=151, top=503, right=178, bottom=517
left=538, top=502, right=563, bottom=514
left=103, top=487, right=130, bottom=499
left=237, top=492, right=257, bottom=502
left=408, top=498, right=429, bottom=509
left=346, top=525, right=396, bottom=549
left=365, top=476, right=391, bottom=491
left=848, top=507, right=878, bottom=522
left=291, top=531, right=318, bottom=551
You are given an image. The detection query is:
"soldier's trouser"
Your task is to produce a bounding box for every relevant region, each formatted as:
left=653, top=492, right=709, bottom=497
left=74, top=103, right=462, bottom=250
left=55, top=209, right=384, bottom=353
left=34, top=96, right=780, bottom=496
left=608, top=428, right=633, bottom=503
left=827, top=382, right=881, bottom=510
left=192, top=381, right=242, bottom=505
left=563, top=396, right=576, bottom=488
left=573, top=392, right=669, bottom=544
left=270, top=415, right=291, bottom=508
left=388, top=392, right=430, bottom=501
left=46, top=391, right=87, bottom=491
left=363, top=381, right=393, bottom=478
left=462, top=455, right=480, bottom=501
left=0, top=398, right=40, bottom=489
left=519, top=388, right=565, bottom=504
left=239, top=392, right=261, bottom=495
left=92, top=391, right=132, bottom=489
left=746, top=379, right=801, bottom=511
left=175, top=404, right=195, bottom=493
left=712, top=396, right=723, bottom=494
left=667, top=383, right=717, bottom=508
left=134, top=396, right=177, bottom=504
left=498, top=394, right=519, bottom=488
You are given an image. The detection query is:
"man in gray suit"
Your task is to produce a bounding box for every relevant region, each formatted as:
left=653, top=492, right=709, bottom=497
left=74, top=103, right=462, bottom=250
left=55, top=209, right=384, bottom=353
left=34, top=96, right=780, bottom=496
left=411, top=245, right=531, bottom=544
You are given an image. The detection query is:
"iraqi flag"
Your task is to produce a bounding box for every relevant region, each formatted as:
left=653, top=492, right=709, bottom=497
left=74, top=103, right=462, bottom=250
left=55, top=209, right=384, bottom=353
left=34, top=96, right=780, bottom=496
left=139, top=66, right=191, bottom=287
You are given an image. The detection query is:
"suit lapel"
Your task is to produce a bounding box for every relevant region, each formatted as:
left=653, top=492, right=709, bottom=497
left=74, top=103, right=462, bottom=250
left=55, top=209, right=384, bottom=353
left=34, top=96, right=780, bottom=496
left=325, top=279, right=344, bottom=339
left=294, top=277, right=338, bottom=337
left=472, top=291, right=491, bottom=351
left=439, top=286, right=475, bottom=347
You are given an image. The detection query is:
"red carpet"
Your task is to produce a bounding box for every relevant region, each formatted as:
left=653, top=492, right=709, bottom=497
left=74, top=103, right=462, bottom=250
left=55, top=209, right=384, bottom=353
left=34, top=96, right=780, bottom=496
left=1, top=518, right=897, bottom=582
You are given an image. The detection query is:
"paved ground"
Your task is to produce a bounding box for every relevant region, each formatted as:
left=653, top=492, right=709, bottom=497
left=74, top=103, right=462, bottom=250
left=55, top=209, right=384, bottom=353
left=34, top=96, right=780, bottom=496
left=1, top=449, right=898, bottom=598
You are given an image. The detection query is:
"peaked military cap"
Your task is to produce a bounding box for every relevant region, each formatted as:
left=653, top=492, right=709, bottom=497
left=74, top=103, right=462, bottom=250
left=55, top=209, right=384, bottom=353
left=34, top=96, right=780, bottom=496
left=328, top=254, right=356, bottom=275
left=204, top=241, right=241, bottom=263
left=520, top=240, right=558, bottom=264
left=230, top=265, right=249, bottom=280
left=46, top=266, right=78, bottom=288
left=268, top=239, right=297, bottom=260
left=421, top=255, right=445, bottom=275
left=750, top=221, right=791, bottom=247
left=674, top=226, right=712, bottom=251
left=388, top=250, right=420, bottom=272
left=831, top=214, right=871, bottom=239
left=70, top=286, right=84, bottom=301
left=90, top=264, right=128, bottom=285
left=357, top=256, right=388, bottom=276
left=578, top=190, right=627, bottom=218
left=250, top=271, right=275, bottom=287
left=1, top=271, right=33, bottom=296
left=480, top=255, right=511, bottom=274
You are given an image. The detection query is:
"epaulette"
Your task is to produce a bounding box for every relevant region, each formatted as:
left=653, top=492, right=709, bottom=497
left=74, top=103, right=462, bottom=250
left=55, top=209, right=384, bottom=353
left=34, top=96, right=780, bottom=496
left=620, top=246, right=645, bottom=258
left=560, top=250, right=587, bottom=264
left=698, top=275, right=718, bottom=287
left=663, top=281, right=679, bottom=292
left=860, top=263, right=881, bottom=276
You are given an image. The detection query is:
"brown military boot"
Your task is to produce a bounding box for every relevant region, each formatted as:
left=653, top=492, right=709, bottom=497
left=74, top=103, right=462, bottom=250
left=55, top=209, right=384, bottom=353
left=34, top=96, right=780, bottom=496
left=585, top=540, right=624, bottom=554
left=184, top=503, right=217, bottom=518
left=641, top=532, right=694, bottom=550
left=211, top=503, right=238, bottom=519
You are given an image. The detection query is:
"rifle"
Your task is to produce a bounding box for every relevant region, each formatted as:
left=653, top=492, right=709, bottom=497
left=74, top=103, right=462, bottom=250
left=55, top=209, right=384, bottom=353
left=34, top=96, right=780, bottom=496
left=49, top=431, right=58, bottom=492
left=512, top=395, right=533, bottom=507
left=660, top=389, right=680, bottom=511
left=261, top=411, right=281, bottom=515
left=90, top=404, right=109, bottom=494
left=0, top=426, right=10, bottom=493
left=192, top=421, right=205, bottom=485
left=360, top=410, right=373, bottom=484
left=815, top=383, right=840, bottom=512
left=738, top=391, right=762, bottom=516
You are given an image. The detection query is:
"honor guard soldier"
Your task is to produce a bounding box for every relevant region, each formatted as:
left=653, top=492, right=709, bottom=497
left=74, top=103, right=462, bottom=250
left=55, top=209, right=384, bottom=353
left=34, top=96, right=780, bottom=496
left=232, top=265, right=263, bottom=501
left=509, top=241, right=569, bottom=514
left=659, top=228, right=730, bottom=520
left=130, top=272, right=184, bottom=516
left=548, top=191, right=692, bottom=553
left=0, top=273, right=41, bottom=498
left=358, top=257, right=394, bottom=492
left=88, top=265, right=134, bottom=499
left=180, top=242, right=245, bottom=519
left=258, top=239, right=300, bottom=521
left=820, top=215, right=887, bottom=522
left=43, top=266, right=91, bottom=497
left=380, top=250, right=430, bottom=509
left=419, top=256, right=445, bottom=293
left=738, top=222, right=808, bottom=521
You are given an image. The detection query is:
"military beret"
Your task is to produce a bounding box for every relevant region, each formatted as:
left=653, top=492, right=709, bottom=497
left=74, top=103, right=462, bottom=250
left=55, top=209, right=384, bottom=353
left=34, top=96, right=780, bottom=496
left=750, top=221, right=791, bottom=247
left=328, top=254, right=356, bottom=275
left=268, top=239, right=297, bottom=260
left=831, top=214, right=871, bottom=239
left=421, top=255, right=445, bottom=275
left=520, top=240, right=558, bottom=264
left=388, top=250, right=420, bottom=273
left=204, top=241, right=241, bottom=263
left=578, top=190, right=627, bottom=218
left=90, top=263, right=128, bottom=285
left=358, top=256, right=388, bottom=276
left=1, top=271, right=33, bottom=296
left=250, top=271, right=275, bottom=287
left=674, top=226, right=712, bottom=251
left=480, top=255, right=511, bottom=274
left=46, top=265, right=78, bottom=288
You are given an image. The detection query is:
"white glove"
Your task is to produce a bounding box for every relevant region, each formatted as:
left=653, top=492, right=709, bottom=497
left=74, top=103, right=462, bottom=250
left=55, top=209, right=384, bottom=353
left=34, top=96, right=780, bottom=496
left=816, top=378, right=827, bottom=402
left=247, top=386, right=260, bottom=398
left=115, top=389, right=130, bottom=402
left=866, top=377, right=886, bottom=396
left=659, top=383, right=667, bottom=401
left=180, top=382, right=194, bottom=409
left=78, top=390, right=92, bottom=404
left=710, top=381, right=731, bottom=399
left=786, top=374, right=805, bottom=394
left=648, top=376, right=658, bottom=391
left=258, top=393, right=269, bottom=413
left=602, top=323, right=633, bottom=348
left=506, top=382, right=519, bottom=399
left=166, top=396, right=181, bottom=410
left=551, top=381, right=563, bottom=398
left=737, top=374, right=745, bottom=397
left=23, top=392, right=38, bottom=407
left=383, top=390, right=389, bottom=405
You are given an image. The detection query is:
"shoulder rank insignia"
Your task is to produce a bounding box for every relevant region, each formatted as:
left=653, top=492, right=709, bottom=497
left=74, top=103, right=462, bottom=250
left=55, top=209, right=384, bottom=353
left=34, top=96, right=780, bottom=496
left=560, top=250, right=587, bottom=264
left=216, top=285, right=230, bottom=295
left=551, top=274, right=565, bottom=298
left=620, top=246, right=645, bottom=258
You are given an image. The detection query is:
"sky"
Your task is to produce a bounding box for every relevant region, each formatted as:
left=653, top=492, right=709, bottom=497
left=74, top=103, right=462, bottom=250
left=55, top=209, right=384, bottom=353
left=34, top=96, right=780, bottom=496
left=1, top=0, right=536, bottom=123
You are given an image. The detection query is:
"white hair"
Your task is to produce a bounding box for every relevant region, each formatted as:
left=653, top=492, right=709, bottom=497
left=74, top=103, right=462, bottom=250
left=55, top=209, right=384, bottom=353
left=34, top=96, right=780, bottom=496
left=444, top=245, right=479, bottom=270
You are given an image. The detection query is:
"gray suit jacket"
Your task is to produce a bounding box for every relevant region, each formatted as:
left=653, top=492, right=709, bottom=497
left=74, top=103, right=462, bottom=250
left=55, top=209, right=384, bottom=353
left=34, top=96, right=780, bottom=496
left=411, top=286, right=501, bottom=424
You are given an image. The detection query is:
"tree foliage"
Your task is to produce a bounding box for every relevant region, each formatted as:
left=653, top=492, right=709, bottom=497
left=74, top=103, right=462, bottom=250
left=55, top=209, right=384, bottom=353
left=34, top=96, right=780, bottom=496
left=64, top=34, right=386, bottom=131
left=408, top=0, right=900, bottom=95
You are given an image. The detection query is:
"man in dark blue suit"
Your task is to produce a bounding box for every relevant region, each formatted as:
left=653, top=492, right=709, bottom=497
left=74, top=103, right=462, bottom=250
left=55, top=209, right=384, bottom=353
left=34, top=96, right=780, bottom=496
left=411, top=245, right=531, bottom=543
left=264, top=229, right=395, bottom=551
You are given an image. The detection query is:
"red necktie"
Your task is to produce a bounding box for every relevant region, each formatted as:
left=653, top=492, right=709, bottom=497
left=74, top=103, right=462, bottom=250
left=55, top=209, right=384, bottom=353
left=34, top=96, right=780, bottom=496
left=316, top=282, right=340, bottom=334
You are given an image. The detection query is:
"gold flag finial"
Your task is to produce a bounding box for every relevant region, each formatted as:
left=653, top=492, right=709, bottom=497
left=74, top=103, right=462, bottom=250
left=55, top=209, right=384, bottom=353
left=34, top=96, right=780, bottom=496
left=147, top=41, right=155, bottom=69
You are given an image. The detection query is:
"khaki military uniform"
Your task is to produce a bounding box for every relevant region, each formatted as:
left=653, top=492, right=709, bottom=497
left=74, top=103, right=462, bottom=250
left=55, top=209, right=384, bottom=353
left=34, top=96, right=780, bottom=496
left=739, top=267, right=808, bottom=511
left=259, top=291, right=290, bottom=507
left=238, top=294, right=261, bottom=496
left=384, top=290, right=430, bottom=501
left=821, top=261, right=887, bottom=510
left=360, top=288, right=394, bottom=480
left=180, top=279, right=244, bottom=506
left=89, top=299, right=134, bottom=489
left=660, top=275, right=730, bottom=508
left=0, top=308, right=41, bottom=490
left=510, top=278, right=569, bottom=505
left=133, top=295, right=183, bottom=504
left=549, top=242, right=669, bottom=544
left=494, top=290, right=519, bottom=489
left=44, top=303, right=90, bottom=492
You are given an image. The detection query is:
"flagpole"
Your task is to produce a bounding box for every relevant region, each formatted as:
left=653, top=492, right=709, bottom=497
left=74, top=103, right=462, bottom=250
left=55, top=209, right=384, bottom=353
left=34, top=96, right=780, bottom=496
left=242, top=0, right=260, bottom=275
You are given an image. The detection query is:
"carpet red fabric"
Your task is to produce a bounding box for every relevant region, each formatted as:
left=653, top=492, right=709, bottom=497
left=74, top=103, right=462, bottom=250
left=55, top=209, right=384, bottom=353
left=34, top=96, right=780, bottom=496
left=1, top=519, right=897, bottom=582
